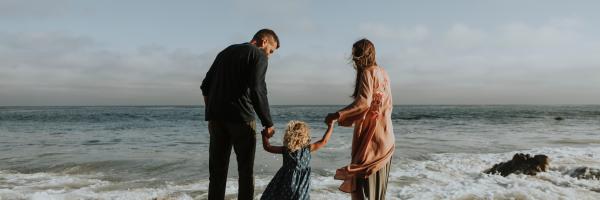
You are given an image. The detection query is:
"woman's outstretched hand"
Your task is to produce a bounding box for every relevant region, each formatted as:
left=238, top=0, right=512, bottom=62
left=325, top=112, right=340, bottom=125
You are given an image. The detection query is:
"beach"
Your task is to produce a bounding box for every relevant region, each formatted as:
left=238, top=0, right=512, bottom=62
left=1, top=105, right=600, bottom=199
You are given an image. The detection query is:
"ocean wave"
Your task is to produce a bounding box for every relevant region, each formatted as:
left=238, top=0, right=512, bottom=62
left=0, top=171, right=343, bottom=200
left=391, top=146, right=600, bottom=200
left=2, top=146, right=600, bottom=199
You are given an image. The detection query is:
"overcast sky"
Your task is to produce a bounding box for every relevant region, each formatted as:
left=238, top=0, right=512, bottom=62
left=1, top=0, right=600, bottom=106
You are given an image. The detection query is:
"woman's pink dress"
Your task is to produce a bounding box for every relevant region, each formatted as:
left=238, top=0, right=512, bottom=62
left=334, top=66, right=395, bottom=193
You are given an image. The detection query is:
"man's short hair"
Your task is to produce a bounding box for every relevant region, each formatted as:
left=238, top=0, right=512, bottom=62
left=252, top=29, right=280, bottom=49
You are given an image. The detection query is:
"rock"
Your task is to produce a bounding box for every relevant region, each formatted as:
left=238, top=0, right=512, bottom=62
left=484, top=153, right=549, bottom=176
left=567, top=167, right=600, bottom=180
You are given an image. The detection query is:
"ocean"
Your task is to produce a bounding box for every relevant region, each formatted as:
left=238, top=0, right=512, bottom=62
left=1, top=105, right=599, bottom=200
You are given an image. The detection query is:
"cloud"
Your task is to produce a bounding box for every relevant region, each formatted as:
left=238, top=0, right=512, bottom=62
left=443, top=24, right=486, bottom=50
left=0, top=0, right=73, bottom=19
left=267, top=53, right=356, bottom=105
left=2, top=16, right=600, bottom=106
left=498, top=21, right=583, bottom=50
left=367, top=18, right=600, bottom=104
left=0, top=31, right=214, bottom=106
left=232, top=0, right=318, bottom=34
left=233, top=0, right=309, bottom=16
left=358, top=23, right=430, bottom=42
left=0, top=31, right=354, bottom=106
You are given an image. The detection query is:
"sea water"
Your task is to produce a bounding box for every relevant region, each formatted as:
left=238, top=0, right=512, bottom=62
left=1, top=105, right=599, bottom=200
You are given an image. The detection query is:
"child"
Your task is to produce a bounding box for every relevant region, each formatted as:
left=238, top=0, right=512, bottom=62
left=260, top=120, right=334, bottom=200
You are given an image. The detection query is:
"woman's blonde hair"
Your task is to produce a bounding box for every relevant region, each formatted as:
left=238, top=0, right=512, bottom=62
left=283, top=120, right=311, bottom=152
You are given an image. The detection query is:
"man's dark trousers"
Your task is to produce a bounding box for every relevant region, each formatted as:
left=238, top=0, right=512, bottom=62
left=208, top=120, right=257, bottom=200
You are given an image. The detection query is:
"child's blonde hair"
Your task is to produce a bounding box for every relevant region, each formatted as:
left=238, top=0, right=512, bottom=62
left=283, top=120, right=311, bottom=152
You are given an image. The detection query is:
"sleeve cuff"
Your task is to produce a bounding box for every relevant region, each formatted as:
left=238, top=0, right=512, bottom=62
left=262, top=121, right=274, bottom=127
left=337, top=111, right=354, bottom=127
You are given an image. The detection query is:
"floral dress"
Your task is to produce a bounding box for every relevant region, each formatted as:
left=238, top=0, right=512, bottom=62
left=261, top=146, right=311, bottom=200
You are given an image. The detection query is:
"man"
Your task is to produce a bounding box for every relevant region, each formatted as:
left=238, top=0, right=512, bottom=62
left=200, top=29, right=279, bottom=200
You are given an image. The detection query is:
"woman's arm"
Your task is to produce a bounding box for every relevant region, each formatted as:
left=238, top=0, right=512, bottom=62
left=333, top=69, right=375, bottom=126
left=261, top=132, right=284, bottom=154
left=310, top=122, right=334, bottom=152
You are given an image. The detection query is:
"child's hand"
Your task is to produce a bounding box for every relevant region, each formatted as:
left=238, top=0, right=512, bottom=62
left=310, top=119, right=334, bottom=152
left=261, top=130, right=272, bottom=139
left=327, top=120, right=334, bottom=127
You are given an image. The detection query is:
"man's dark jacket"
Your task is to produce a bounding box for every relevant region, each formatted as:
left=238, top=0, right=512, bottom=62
left=200, top=43, right=273, bottom=127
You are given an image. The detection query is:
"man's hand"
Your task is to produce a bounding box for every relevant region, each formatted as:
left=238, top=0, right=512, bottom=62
left=261, top=126, right=275, bottom=138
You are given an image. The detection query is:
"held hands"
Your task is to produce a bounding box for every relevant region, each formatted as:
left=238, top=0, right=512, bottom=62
left=261, top=126, right=284, bottom=154
left=261, top=126, right=275, bottom=138
left=310, top=115, right=336, bottom=152
left=326, top=120, right=334, bottom=128
left=325, top=112, right=340, bottom=125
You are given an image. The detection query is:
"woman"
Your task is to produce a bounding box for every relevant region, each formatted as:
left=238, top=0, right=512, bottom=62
left=325, top=38, right=395, bottom=200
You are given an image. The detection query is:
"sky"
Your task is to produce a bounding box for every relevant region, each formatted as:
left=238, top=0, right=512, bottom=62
left=1, top=0, right=600, bottom=106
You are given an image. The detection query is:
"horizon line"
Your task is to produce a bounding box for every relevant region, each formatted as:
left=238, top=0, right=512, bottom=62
left=1, top=104, right=600, bottom=107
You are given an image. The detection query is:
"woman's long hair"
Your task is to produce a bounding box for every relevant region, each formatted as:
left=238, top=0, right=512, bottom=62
left=351, top=38, right=377, bottom=98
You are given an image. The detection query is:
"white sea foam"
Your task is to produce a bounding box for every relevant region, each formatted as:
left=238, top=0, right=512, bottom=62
left=2, top=146, right=600, bottom=200
left=390, top=146, right=600, bottom=200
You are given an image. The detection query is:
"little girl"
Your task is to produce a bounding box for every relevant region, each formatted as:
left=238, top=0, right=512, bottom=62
left=260, top=120, right=334, bottom=200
